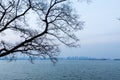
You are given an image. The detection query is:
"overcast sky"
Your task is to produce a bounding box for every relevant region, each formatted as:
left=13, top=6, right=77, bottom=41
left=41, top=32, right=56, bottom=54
left=60, top=0, right=120, bottom=58
left=1, top=0, right=120, bottom=59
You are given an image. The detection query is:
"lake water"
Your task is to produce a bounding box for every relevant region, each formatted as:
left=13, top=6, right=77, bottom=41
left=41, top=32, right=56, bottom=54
left=0, top=60, right=120, bottom=80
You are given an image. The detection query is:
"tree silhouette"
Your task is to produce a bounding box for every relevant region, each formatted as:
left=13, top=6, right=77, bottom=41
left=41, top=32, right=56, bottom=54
left=0, top=0, right=84, bottom=62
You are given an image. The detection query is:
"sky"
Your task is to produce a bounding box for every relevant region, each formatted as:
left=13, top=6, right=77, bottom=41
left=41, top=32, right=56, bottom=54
left=60, top=0, right=120, bottom=58
left=1, top=0, right=120, bottom=59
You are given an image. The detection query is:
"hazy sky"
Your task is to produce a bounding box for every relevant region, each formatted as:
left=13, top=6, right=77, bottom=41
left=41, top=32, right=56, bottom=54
left=1, top=0, right=120, bottom=59
left=60, top=0, right=120, bottom=58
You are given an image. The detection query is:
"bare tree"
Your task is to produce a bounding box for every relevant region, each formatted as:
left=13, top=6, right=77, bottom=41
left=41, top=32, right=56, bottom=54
left=0, top=0, right=84, bottom=62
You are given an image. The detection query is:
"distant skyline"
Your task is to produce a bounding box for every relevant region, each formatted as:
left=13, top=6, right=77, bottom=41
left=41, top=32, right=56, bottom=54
left=60, top=0, right=120, bottom=58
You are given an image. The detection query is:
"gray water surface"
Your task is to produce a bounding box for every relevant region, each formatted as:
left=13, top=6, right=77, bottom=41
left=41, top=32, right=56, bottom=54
left=0, top=60, right=120, bottom=80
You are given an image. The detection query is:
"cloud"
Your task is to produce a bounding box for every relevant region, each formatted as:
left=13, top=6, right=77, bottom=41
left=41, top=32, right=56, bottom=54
left=0, top=30, right=22, bottom=43
left=81, top=34, right=120, bottom=45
